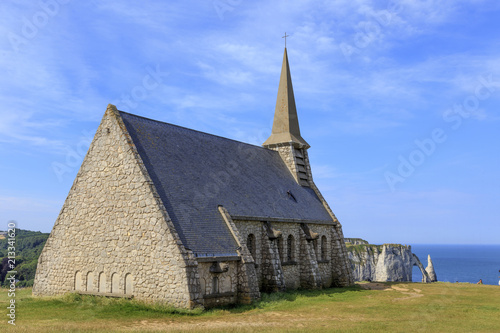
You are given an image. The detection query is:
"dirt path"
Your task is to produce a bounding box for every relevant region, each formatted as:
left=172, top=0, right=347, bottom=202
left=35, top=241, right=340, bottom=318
left=391, top=284, right=423, bottom=300
left=360, top=282, right=424, bottom=301
left=121, top=283, right=425, bottom=332
left=122, top=312, right=328, bottom=332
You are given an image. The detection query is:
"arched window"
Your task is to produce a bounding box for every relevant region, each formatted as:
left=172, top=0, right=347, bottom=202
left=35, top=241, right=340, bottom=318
left=313, top=239, right=319, bottom=259
left=86, top=272, right=94, bottom=292
left=124, top=273, right=133, bottom=295
left=98, top=272, right=106, bottom=293
left=321, top=236, right=328, bottom=261
left=247, top=234, right=256, bottom=259
left=287, top=235, right=295, bottom=262
left=111, top=273, right=120, bottom=294
left=74, top=271, right=82, bottom=291
left=277, top=235, right=284, bottom=262
left=212, top=276, right=219, bottom=294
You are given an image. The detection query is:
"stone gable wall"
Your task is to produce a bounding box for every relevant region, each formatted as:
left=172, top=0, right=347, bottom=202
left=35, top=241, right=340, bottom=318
left=33, top=106, right=199, bottom=308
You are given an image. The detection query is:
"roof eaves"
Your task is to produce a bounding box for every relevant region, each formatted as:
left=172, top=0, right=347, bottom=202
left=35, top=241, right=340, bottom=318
left=231, top=215, right=333, bottom=225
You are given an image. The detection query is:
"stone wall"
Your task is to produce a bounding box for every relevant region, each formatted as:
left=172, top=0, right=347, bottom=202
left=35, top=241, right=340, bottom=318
left=232, top=220, right=264, bottom=288
left=33, top=105, right=201, bottom=308
left=234, top=220, right=344, bottom=290
left=198, top=261, right=238, bottom=307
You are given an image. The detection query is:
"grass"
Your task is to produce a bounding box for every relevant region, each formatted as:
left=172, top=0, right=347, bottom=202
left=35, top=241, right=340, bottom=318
left=1, top=282, right=499, bottom=332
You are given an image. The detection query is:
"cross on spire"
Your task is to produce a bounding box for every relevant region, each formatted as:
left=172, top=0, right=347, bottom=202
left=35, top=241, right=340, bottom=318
left=282, top=32, right=289, bottom=48
left=263, top=46, right=309, bottom=149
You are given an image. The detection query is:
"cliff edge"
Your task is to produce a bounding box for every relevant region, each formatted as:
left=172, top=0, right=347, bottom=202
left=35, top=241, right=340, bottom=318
left=345, top=239, right=435, bottom=283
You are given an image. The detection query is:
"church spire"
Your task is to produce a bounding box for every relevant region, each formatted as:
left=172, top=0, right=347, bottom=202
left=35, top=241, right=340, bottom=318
left=263, top=48, right=309, bottom=149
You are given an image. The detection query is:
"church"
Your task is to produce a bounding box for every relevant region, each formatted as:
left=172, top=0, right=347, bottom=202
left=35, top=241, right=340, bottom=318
left=33, top=48, right=353, bottom=308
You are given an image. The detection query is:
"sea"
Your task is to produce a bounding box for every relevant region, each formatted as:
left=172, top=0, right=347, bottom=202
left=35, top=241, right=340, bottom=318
left=411, top=244, right=500, bottom=286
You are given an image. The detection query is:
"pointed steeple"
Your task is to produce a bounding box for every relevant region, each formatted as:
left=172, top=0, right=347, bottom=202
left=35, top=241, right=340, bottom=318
left=263, top=48, right=310, bottom=149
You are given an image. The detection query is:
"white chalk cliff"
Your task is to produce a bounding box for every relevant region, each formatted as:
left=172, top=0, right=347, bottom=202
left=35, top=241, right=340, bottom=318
left=345, top=239, right=435, bottom=283
left=425, top=254, right=437, bottom=282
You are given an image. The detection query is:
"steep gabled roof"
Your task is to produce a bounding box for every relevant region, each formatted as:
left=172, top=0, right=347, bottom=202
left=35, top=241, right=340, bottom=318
left=120, top=111, right=333, bottom=257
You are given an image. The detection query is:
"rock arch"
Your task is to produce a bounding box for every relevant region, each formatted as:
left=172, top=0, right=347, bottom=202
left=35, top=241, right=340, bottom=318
left=412, top=253, right=431, bottom=283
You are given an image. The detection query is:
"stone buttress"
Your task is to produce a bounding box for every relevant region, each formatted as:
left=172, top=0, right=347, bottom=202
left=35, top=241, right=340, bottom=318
left=260, top=222, right=285, bottom=292
left=218, top=206, right=261, bottom=303
left=298, top=223, right=322, bottom=289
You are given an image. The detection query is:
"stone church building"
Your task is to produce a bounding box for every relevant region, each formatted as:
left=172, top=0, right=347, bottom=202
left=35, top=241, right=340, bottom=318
left=33, top=48, right=353, bottom=308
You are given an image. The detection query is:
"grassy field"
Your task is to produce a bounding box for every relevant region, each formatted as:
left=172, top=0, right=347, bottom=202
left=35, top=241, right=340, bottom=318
left=1, top=282, right=499, bottom=332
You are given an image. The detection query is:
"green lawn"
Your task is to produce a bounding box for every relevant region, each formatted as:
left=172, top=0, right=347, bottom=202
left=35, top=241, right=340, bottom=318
left=1, top=282, right=499, bottom=332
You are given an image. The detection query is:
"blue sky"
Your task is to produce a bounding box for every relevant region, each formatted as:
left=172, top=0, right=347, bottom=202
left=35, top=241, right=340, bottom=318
left=1, top=0, right=499, bottom=244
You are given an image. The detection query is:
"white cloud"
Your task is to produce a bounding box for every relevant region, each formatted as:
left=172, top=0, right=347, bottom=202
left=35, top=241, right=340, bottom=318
left=196, top=61, right=254, bottom=85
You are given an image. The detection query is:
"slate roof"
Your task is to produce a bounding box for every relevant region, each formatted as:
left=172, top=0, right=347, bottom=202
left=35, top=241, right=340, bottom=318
left=120, top=111, right=333, bottom=257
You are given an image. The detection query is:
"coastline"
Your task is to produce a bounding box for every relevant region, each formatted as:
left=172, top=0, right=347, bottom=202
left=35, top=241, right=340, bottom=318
left=411, top=244, right=500, bottom=285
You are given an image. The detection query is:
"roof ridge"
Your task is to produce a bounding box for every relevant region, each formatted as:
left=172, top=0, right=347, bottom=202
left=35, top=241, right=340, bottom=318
left=118, top=110, right=273, bottom=152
